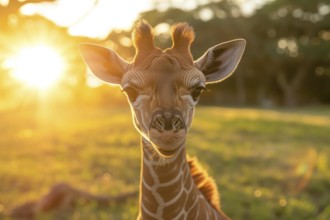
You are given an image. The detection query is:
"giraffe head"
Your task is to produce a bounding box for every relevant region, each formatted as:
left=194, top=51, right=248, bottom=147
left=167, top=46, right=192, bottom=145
left=79, top=20, right=245, bottom=157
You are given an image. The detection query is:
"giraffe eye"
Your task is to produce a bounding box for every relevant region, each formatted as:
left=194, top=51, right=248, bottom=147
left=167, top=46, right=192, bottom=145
left=191, top=86, right=205, bottom=101
left=123, top=86, right=139, bottom=102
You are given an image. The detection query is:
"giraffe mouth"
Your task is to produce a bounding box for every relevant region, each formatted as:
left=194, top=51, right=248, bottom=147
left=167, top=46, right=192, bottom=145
left=157, top=147, right=180, bottom=157
left=148, top=129, right=186, bottom=157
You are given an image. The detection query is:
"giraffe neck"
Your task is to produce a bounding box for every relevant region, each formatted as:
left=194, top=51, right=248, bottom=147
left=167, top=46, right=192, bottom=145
left=138, top=138, right=224, bottom=220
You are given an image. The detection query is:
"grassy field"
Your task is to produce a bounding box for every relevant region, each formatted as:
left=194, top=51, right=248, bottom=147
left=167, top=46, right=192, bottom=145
left=0, top=105, right=329, bottom=220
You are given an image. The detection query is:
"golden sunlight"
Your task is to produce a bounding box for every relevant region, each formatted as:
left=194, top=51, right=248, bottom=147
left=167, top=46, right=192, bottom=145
left=5, top=45, right=65, bottom=90
left=20, top=0, right=153, bottom=39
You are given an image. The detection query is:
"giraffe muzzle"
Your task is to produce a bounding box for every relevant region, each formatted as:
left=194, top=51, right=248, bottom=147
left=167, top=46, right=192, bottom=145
left=149, top=110, right=186, bottom=156
left=150, top=110, right=185, bottom=132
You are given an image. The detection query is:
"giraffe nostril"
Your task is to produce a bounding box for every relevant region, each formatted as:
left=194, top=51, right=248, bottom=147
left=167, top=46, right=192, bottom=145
left=151, top=113, right=185, bottom=132
left=172, top=115, right=184, bottom=131
left=151, top=115, right=165, bottom=131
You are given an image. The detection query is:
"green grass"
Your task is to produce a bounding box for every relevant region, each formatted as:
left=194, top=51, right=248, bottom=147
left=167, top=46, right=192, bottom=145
left=0, top=105, right=329, bottom=219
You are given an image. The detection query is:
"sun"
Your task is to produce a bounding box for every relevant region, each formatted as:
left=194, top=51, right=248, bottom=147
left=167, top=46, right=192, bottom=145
left=6, top=44, right=65, bottom=90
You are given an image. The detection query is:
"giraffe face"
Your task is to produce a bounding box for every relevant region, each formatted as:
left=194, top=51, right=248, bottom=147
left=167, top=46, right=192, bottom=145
left=79, top=21, right=246, bottom=157
left=121, top=55, right=206, bottom=156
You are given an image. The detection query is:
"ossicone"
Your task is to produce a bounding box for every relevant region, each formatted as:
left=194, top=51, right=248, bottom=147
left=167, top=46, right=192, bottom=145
left=132, top=19, right=158, bottom=63
left=170, top=22, right=195, bottom=52
left=165, top=22, right=195, bottom=65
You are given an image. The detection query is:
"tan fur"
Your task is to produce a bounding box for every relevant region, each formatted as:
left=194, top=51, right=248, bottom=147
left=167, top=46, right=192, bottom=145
left=132, top=20, right=155, bottom=51
left=170, top=22, right=195, bottom=50
left=132, top=20, right=195, bottom=67
left=132, top=20, right=161, bottom=65
left=187, top=156, right=221, bottom=211
left=166, top=22, right=195, bottom=66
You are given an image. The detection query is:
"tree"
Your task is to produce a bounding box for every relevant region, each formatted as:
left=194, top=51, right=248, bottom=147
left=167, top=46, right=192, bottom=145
left=251, top=0, right=330, bottom=106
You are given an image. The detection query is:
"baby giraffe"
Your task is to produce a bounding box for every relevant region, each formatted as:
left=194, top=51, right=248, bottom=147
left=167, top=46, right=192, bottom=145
left=79, top=20, right=245, bottom=220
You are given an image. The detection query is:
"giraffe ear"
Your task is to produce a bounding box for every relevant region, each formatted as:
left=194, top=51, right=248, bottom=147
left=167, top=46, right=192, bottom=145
left=79, top=44, right=130, bottom=85
left=195, top=39, right=246, bottom=84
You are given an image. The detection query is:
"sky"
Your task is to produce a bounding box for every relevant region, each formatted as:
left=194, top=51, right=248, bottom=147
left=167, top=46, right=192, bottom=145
left=18, top=0, right=270, bottom=39
left=20, top=0, right=153, bottom=39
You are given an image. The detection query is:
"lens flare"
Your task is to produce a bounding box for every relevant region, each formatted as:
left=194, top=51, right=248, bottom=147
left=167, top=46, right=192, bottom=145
left=6, top=45, right=65, bottom=90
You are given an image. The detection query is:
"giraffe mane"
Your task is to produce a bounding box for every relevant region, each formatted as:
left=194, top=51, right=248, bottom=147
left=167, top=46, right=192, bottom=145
left=187, top=156, right=221, bottom=211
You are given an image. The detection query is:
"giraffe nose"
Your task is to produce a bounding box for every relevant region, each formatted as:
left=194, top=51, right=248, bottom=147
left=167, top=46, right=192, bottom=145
left=150, top=110, right=185, bottom=132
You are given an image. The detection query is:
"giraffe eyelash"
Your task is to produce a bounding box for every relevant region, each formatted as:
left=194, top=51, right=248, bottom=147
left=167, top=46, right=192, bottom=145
left=190, top=86, right=207, bottom=101
left=122, top=86, right=140, bottom=102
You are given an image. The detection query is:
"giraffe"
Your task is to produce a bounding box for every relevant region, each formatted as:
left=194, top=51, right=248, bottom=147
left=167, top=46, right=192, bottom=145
left=79, top=20, right=245, bottom=220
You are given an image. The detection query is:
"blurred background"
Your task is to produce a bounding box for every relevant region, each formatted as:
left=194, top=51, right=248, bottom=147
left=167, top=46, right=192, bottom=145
left=0, top=0, right=329, bottom=109
left=0, top=0, right=329, bottom=219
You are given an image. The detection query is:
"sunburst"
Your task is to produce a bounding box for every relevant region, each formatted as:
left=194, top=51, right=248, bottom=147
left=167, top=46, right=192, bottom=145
left=5, top=44, right=65, bottom=90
